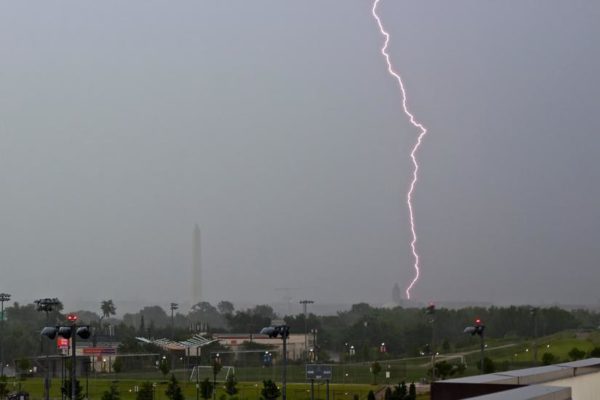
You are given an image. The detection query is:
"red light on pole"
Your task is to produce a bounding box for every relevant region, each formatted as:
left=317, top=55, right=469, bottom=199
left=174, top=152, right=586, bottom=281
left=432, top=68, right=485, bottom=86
left=475, top=318, right=481, bottom=325
left=67, top=314, right=78, bottom=322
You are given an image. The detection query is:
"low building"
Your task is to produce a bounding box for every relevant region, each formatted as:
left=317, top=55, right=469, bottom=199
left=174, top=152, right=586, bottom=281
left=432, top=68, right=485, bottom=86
left=432, top=358, right=600, bottom=400
left=213, top=333, right=311, bottom=361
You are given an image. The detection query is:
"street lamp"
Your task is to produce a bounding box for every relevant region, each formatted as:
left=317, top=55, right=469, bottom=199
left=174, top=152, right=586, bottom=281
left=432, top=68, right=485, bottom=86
left=170, top=303, right=178, bottom=339
left=299, top=300, right=314, bottom=361
left=530, top=307, right=539, bottom=364
left=310, top=329, right=318, bottom=362
left=35, top=298, right=61, bottom=400
left=425, top=303, right=436, bottom=381
left=170, top=303, right=178, bottom=370
left=41, top=314, right=91, bottom=400
left=0, top=293, right=11, bottom=377
left=212, top=353, right=221, bottom=400
left=464, top=318, right=485, bottom=372
left=260, top=325, right=290, bottom=400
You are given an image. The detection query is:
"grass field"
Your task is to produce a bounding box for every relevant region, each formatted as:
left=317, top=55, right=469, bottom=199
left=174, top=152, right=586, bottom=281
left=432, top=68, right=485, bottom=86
left=7, top=331, right=599, bottom=400
left=4, top=377, right=417, bottom=400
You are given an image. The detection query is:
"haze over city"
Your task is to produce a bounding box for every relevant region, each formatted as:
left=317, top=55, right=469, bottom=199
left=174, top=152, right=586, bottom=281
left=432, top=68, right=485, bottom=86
left=1, top=1, right=599, bottom=312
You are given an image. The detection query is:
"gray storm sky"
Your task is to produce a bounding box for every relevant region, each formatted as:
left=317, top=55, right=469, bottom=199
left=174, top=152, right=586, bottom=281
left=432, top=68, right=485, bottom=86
left=1, top=1, right=599, bottom=312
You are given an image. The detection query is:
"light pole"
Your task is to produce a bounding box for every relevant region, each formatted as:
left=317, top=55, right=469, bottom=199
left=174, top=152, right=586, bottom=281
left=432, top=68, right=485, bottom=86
left=170, top=303, right=178, bottom=339
left=0, top=293, right=11, bottom=377
left=299, top=300, right=314, bottom=361
left=41, top=314, right=91, bottom=400
left=35, top=298, right=61, bottom=400
left=464, top=319, right=485, bottom=372
left=260, top=325, right=290, bottom=400
left=530, top=307, right=538, bottom=364
left=170, top=303, right=178, bottom=370
left=310, top=329, right=318, bottom=362
left=425, top=303, right=436, bottom=381
left=212, top=353, right=221, bottom=400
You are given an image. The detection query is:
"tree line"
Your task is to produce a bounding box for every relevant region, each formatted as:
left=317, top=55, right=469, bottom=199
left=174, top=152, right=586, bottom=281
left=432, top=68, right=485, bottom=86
left=1, top=299, right=599, bottom=367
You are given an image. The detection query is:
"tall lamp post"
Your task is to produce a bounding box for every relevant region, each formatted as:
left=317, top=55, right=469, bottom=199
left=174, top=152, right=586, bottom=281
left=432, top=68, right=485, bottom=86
left=41, top=314, right=91, bottom=400
left=530, top=307, right=539, bottom=364
left=0, top=293, right=11, bottom=377
left=170, top=303, right=178, bottom=370
left=212, top=353, right=221, bottom=400
left=260, top=325, right=290, bottom=400
left=170, top=303, right=178, bottom=339
left=35, top=298, right=61, bottom=400
left=310, top=329, right=318, bottom=362
left=425, top=303, right=436, bottom=381
left=464, top=319, right=485, bottom=372
left=299, top=300, right=314, bottom=361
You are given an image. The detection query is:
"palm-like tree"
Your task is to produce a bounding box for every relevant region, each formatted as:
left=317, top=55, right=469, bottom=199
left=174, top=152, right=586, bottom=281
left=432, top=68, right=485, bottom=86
left=101, top=300, right=116, bottom=319
left=99, top=300, right=117, bottom=336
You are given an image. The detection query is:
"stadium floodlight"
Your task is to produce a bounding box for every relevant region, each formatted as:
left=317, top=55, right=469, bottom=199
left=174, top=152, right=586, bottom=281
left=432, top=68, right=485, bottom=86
left=41, top=326, right=58, bottom=340
left=464, top=319, right=486, bottom=372
left=40, top=314, right=91, bottom=400
left=261, top=325, right=290, bottom=400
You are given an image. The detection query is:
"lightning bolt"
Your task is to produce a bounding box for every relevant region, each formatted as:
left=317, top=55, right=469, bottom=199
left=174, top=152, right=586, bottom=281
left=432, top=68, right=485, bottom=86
left=372, top=0, right=428, bottom=300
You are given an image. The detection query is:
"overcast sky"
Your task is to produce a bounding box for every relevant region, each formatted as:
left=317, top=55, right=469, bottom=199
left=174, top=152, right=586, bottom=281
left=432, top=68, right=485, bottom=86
left=1, top=1, right=599, bottom=313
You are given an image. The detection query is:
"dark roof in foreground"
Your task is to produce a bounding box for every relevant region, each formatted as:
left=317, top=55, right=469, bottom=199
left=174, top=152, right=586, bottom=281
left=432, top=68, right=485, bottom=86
left=464, top=385, right=570, bottom=400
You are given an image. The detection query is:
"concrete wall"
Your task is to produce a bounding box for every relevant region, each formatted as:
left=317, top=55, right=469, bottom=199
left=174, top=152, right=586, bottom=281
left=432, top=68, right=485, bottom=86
left=544, top=370, right=600, bottom=400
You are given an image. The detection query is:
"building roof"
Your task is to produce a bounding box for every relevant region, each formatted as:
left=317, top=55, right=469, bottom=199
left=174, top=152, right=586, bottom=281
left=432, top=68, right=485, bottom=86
left=135, top=334, right=216, bottom=351
left=443, top=365, right=575, bottom=386
left=442, top=373, right=518, bottom=385
left=464, top=385, right=570, bottom=400
left=556, top=357, right=600, bottom=369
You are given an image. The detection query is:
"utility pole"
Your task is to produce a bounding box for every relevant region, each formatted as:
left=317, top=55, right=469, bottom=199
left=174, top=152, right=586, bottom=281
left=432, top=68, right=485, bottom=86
left=35, top=298, right=61, bottom=400
left=426, top=303, right=436, bottom=381
left=170, top=303, right=178, bottom=371
left=464, top=319, right=485, bottom=373
left=41, top=314, right=91, bottom=400
left=170, top=303, right=178, bottom=339
left=260, top=325, right=290, bottom=400
left=299, top=300, right=314, bottom=361
left=67, top=314, right=78, bottom=400
left=0, top=293, right=11, bottom=377
left=531, top=307, right=539, bottom=364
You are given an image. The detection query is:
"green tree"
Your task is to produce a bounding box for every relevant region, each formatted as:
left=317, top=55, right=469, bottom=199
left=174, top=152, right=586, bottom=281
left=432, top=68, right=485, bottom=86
left=589, top=347, right=600, bottom=357
left=136, top=382, right=154, bottom=400
left=383, top=387, right=392, bottom=400
left=200, top=378, right=213, bottom=400
left=395, top=382, right=408, bottom=399
left=165, top=374, right=184, bottom=400
left=16, top=359, right=31, bottom=380
left=542, top=352, right=557, bottom=365
left=101, top=383, right=120, bottom=400
left=477, top=357, right=496, bottom=374
left=370, top=361, right=382, bottom=384
left=568, top=347, right=586, bottom=361
left=112, top=357, right=123, bottom=373
left=217, top=301, right=235, bottom=315
left=0, top=376, right=9, bottom=400
left=432, top=361, right=453, bottom=380
left=260, top=380, right=281, bottom=400
left=454, top=362, right=467, bottom=376
left=61, top=379, right=84, bottom=400
left=225, top=373, right=238, bottom=396
left=101, top=300, right=117, bottom=319
left=408, top=383, right=417, bottom=400
left=159, top=357, right=171, bottom=377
